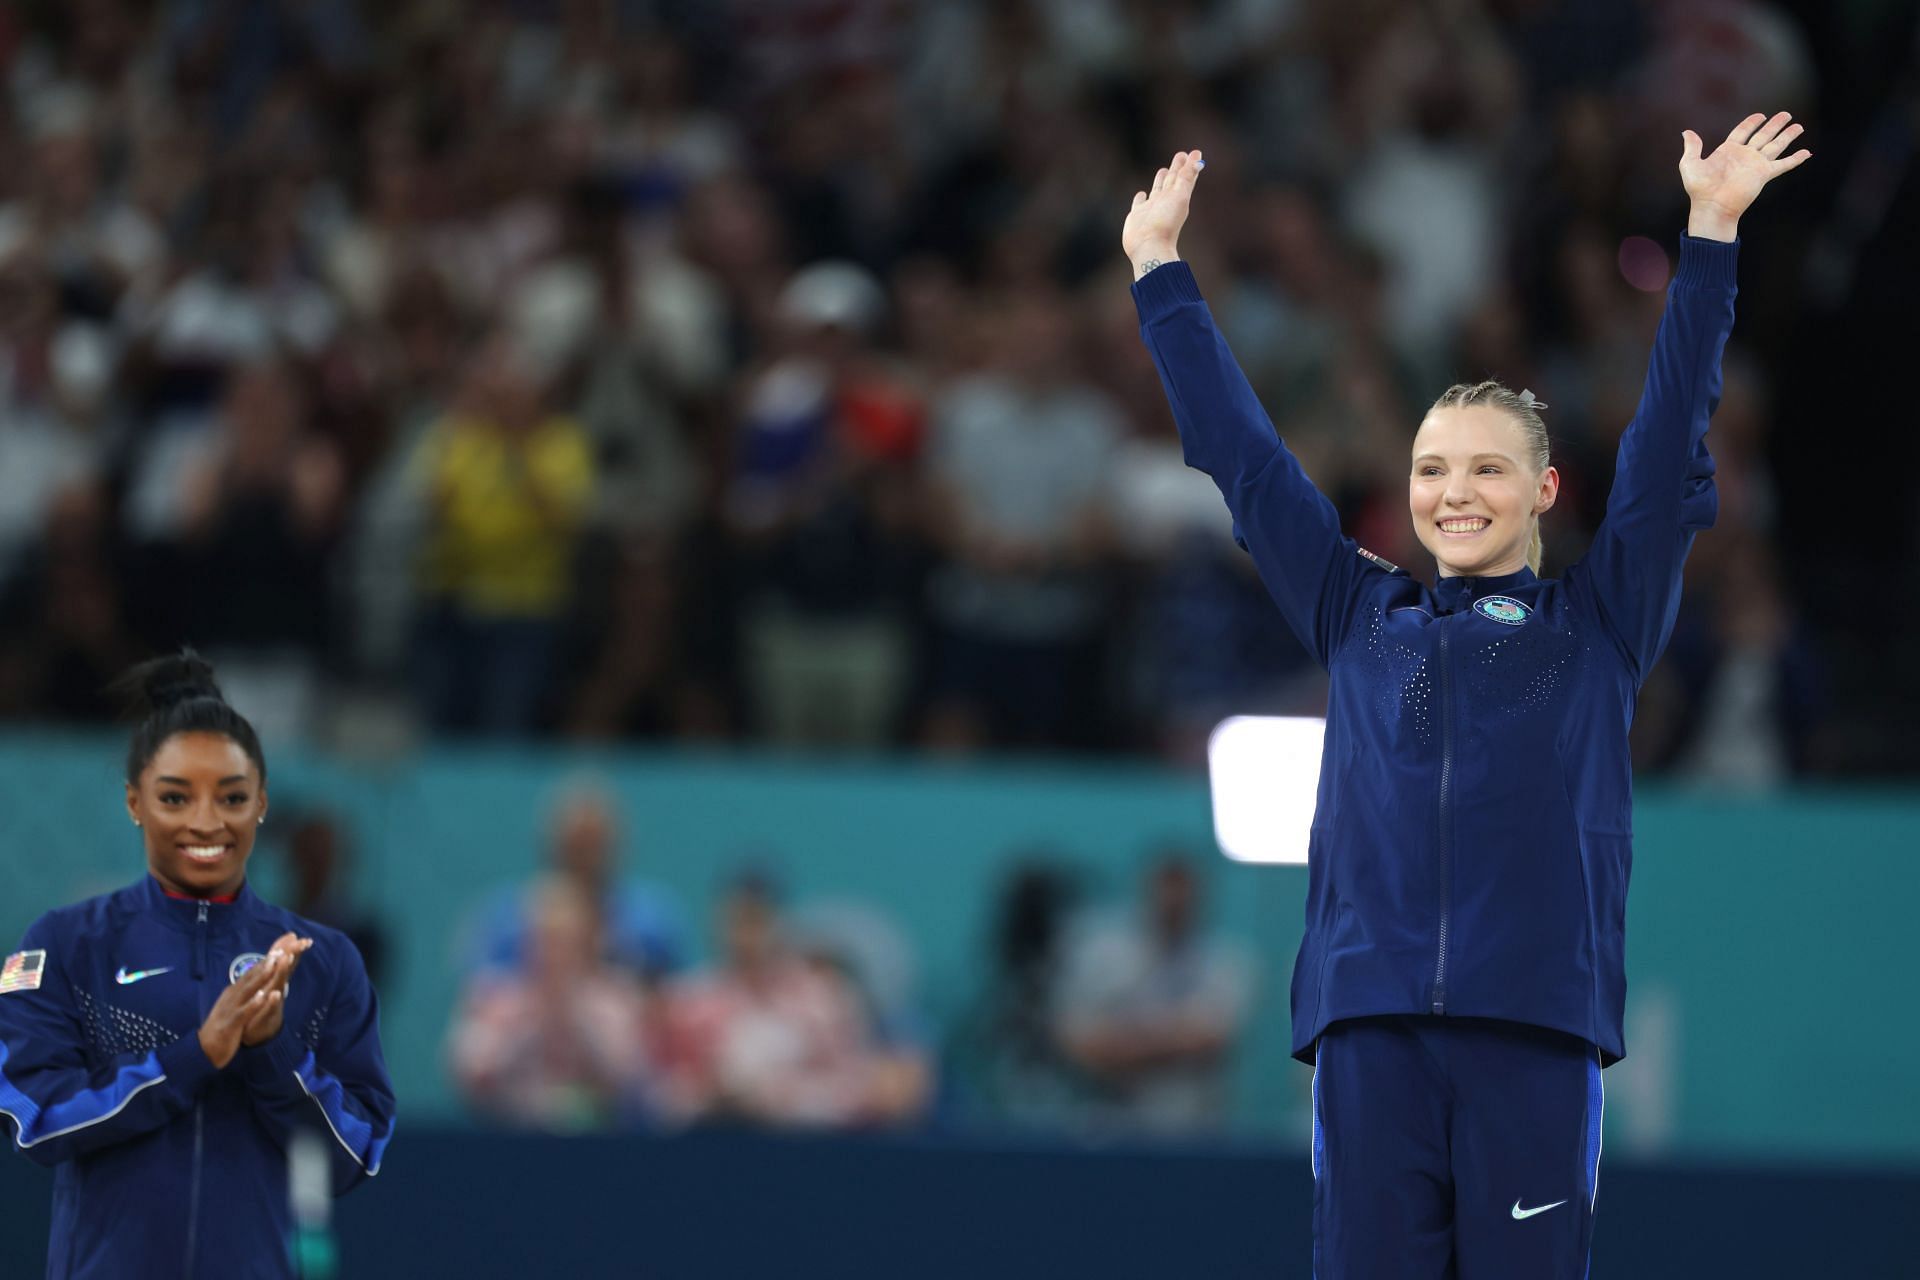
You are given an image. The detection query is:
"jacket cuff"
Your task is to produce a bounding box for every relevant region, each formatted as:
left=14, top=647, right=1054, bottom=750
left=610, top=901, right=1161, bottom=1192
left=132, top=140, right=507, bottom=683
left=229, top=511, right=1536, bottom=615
left=1675, top=234, right=1739, bottom=290
left=238, top=1027, right=310, bottom=1090
left=1130, top=260, right=1204, bottom=314
left=157, top=1033, right=219, bottom=1095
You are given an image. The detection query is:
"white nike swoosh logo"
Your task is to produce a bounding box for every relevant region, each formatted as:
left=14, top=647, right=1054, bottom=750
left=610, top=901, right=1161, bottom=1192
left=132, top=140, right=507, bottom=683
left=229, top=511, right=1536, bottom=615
left=115, top=966, right=175, bottom=985
left=1511, top=1199, right=1569, bottom=1220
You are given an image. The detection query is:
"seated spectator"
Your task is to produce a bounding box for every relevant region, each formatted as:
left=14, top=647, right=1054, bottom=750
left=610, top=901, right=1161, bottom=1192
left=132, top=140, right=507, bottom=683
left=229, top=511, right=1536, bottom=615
left=464, top=781, right=689, bottom=982
left=448, top=878, right=655, bottom=1131
left=789, top=899, right=936, bottom=1126
left=945, top=860, right=1082, bottom=1129
left=1056, top=854, right=1254, bottom=1134
left=282, top=812, right=390, bottom=991
left=653, top=874, right=884, bottom=1128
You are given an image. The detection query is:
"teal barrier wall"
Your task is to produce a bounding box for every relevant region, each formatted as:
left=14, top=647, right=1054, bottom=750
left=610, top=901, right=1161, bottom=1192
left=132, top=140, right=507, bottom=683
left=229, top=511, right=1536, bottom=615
left=2, top=732, right=1915, bottom=1164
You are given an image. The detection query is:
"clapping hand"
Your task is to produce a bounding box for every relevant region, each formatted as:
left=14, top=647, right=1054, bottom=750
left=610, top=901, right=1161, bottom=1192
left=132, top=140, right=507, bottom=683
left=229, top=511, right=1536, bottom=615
left=1681, top=112, right=1811, bottom=241
left=197, top=949, right=285, bottom=1069
left=240, top=932, right=312, bottom=1048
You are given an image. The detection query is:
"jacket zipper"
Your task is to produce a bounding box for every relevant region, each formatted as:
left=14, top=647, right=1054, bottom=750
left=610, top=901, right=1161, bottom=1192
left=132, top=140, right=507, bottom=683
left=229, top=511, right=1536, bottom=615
left=184, top=1103, right=204, bottom=1277
left=1433, top=613, right=1455, bottom=1015
left=186, top=899, right=209, bottom=1276
left=193, top=901, right=208, bottom=980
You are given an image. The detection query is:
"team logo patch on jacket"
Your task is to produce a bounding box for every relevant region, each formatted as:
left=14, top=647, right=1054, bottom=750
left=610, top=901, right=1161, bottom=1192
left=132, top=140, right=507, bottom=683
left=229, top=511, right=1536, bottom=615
left=1, top=950, right=47, bottom=993
left=229, top=952, right=267, bottom=984
left=1474, top=595, right=1532, bottom=625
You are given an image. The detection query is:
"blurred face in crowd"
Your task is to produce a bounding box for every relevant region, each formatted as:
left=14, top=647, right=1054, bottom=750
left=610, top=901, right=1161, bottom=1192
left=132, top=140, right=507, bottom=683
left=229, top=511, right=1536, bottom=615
left=0, top=262, right=58, bottom=344
left=289, top=817, right=339, bottom=905
left=1409, top=406, right=1557, bottom=579
left=549, top=793, right=617, bottom=891
left=1148, top=861, right=1198, bottom=945
left=125, top=732, right=268, bottom=900
left=459, top=336, right=542, bottom=430
left=223, top=362, right=302, bottom=476
left=721, top=890, right=780, bottom=975
left=33, top=130, right=100, bottom=216
left=994, top=294, right=1074, bottom=389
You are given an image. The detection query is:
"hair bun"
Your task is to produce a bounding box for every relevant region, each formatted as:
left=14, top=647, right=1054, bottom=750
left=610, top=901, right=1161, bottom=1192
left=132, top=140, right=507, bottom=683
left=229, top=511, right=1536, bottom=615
left=115, top=649, right=225, bottom=718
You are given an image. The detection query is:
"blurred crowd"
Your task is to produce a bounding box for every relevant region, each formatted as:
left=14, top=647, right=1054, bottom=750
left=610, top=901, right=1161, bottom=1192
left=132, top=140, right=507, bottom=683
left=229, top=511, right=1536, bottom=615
left=439, top=781, right=1250, bottom=1136
left=0, top=0, right=1867, bottom=779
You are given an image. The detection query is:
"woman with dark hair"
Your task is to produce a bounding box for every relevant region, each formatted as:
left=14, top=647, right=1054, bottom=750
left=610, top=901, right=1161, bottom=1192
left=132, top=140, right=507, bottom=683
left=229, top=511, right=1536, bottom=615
left=0, top=651, right=395, bottom=1278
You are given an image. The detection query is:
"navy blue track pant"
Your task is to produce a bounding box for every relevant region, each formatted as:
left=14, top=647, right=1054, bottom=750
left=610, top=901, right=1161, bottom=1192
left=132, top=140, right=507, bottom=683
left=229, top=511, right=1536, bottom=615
left=1311, top=1016, right=1604, bottom=1279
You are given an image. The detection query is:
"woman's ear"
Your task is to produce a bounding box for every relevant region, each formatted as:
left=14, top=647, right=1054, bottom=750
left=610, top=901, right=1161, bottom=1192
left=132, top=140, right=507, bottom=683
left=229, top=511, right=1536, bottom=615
left=1534, top=464, right=1560, bottom=515
left=125, top=782, right=140, bottom=827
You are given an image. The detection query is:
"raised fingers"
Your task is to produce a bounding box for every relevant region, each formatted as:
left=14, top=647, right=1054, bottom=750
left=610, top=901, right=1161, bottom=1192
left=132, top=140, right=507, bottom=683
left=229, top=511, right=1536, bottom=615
left=211, top=960, right=275, bottom=1018
left=1761, top=122, right=1803, bottom=159
left=1727, top=112, right=1769, bottom=146
left=1771, top=148, right=1812, bottom=175
left=1172, top=150, right=1205, bottom=189
left=1749, top=111, right=1794, bottom=149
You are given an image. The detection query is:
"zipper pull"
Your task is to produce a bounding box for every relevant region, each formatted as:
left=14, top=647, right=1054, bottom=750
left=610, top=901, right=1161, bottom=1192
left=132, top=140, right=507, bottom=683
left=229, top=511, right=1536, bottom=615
left=193, top=901, right=208, bottom=980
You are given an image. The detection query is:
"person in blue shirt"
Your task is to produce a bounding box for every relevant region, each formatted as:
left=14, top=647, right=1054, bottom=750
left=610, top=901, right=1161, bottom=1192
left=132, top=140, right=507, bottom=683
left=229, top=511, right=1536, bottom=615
left=0, top=651, right=395, bottom=1279
left=1123, top=114, right=1809, bottom=1279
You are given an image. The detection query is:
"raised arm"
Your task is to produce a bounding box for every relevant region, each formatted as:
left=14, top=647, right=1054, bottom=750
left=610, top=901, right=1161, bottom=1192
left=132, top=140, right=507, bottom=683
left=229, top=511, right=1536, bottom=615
left=1570, top=112, right=1810, bottom=680
left=1126, top=151, right=1379, bottom=666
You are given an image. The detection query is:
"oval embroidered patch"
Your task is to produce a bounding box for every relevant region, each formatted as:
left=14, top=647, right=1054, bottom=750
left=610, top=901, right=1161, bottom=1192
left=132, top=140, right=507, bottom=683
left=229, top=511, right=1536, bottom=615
left=1474, top=595, right=1532, bottom=625
left=229, top=952, right=268, bottom=984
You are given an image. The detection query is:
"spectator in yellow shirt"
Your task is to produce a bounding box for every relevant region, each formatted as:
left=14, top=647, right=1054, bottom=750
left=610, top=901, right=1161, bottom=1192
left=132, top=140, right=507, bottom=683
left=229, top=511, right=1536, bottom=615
left=413, top=336, right=595, bottom=734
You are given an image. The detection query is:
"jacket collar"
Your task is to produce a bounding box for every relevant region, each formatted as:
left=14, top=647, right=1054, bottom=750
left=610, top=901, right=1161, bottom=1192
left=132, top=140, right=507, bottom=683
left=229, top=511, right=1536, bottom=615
left=1433, top=565, right=1538, bottom=612
left=138, top=874, right=259, bottom=933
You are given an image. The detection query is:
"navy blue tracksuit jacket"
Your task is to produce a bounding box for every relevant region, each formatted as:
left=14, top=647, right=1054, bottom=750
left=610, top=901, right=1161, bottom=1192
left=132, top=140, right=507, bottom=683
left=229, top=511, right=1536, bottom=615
left=0, top=876, right=396, bottom=1279
left=1133, top=235, right=1735, bottom=1068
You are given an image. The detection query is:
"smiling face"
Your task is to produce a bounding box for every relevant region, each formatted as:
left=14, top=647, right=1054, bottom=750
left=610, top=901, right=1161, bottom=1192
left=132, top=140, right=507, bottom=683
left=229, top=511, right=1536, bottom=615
left=1409, top=405, right=1558, bottom=579
left=125, top=732, right=268, bottom=898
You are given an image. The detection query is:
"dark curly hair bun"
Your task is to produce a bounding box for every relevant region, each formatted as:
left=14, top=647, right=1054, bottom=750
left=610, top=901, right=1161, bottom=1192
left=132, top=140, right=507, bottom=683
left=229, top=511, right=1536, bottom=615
left=117, top=650, right=226, bottom=717
left=111, top=649, right=267, bottom=784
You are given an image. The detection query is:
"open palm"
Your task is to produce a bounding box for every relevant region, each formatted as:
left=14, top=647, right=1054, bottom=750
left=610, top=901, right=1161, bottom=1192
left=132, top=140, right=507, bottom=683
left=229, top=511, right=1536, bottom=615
left=1680, top=112, right=1810, bottom=221
left=1123, top=150, right=1204, bottom=268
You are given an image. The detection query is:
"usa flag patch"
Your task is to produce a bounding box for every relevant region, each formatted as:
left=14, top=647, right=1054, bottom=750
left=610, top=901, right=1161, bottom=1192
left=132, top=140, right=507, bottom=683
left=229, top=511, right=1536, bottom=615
left=0, top=949, right=46, bottom=994
left=1357, top=546, right=1403, bottom=574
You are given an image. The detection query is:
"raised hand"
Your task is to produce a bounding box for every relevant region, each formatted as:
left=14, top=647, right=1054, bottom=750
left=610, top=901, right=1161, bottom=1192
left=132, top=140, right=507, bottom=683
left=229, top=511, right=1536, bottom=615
left=1123, top=150, right=1205, bottom=278
left=1680, top=112, right=1810, bottom=241
left=198, top=950, right=285, bottom=1068
left=241, top=932, right=312, bottom=1047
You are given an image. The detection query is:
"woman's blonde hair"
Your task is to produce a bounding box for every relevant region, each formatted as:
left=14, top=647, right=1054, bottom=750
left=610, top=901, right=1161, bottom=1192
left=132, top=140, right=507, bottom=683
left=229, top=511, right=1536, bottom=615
left=1427, top=380, right=1551, bottom=574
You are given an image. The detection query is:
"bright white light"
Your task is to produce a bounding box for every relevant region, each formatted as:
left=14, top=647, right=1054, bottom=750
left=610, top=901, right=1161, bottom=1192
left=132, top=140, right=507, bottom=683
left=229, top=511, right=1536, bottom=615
left=1206, top=715, right=1327, bottom=865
